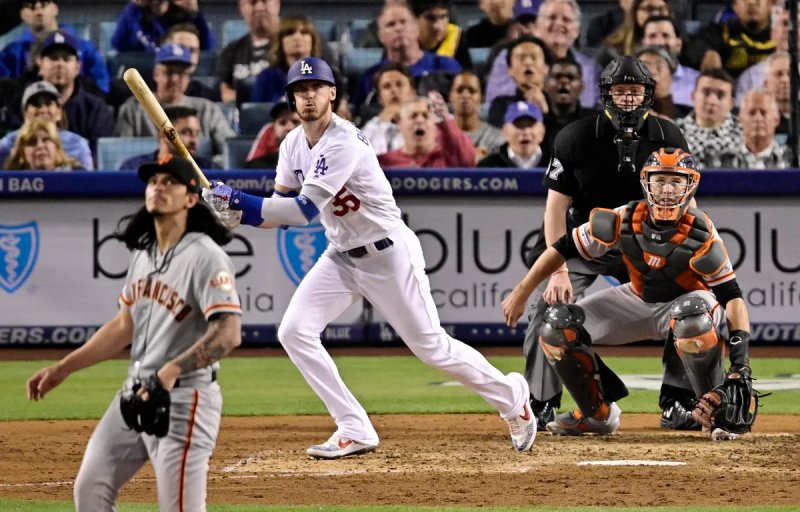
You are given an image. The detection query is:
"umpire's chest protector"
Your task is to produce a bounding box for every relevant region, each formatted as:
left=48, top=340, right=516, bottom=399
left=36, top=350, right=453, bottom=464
left=618, top=201, right=715, bottom=303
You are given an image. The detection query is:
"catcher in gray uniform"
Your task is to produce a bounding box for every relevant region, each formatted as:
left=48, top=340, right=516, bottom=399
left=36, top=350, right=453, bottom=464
left=26, top=155, right=242, bottom=511
left=502, top=148, right=759, bottom=440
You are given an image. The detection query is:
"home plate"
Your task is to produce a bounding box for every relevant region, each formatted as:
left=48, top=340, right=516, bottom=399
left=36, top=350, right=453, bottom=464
left=578, top=460, right=687, bottom=466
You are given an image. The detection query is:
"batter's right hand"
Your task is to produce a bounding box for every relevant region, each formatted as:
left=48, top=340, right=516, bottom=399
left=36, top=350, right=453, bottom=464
left=26, top=364, right=69, bottom=401
left=543, top=271, right=573, bottom=305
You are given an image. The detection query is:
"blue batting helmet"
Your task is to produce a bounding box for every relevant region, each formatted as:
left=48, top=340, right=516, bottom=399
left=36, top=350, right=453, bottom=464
left=284, top=57, right=336, bottom=112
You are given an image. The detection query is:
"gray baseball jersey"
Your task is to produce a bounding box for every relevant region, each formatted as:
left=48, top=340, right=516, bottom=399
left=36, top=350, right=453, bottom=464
left=120, top=232, right=241, bottom=380
left=74, top=232, right=241, bottom=511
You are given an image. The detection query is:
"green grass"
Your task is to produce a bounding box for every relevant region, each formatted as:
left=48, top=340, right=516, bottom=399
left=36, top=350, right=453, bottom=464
left=2, top=356, right=798, bottom=421
left=0, top=502, right=797, bottom=512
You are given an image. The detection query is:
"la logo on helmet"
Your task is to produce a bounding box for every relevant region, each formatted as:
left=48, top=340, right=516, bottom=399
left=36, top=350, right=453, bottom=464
left=300, top=61, right=313, bottom=75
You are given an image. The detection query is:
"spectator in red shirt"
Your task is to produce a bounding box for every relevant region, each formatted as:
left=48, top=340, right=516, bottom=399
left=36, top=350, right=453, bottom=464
left=244, top=101, right=300, bottom=168
left=378, top=92, right=475, bottom=168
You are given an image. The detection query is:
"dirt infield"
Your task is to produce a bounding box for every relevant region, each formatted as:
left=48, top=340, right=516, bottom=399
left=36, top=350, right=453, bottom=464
left=1, top=414, right=799, bottom=507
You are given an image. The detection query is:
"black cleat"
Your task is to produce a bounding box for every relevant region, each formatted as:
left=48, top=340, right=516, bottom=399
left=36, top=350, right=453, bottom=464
left=530, top=398, right=557, bottom=430
left=660, top=400, right=702, bottom=431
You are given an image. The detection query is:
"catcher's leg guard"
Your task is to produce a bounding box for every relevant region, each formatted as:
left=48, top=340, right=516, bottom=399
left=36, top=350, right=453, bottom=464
left=669, top=296, right=726, bottom=396
left=539, top=304, right=628, bottom=419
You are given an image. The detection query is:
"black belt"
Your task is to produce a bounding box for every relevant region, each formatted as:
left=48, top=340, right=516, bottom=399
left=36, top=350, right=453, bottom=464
left=174, top=370, right=217, bottom=388
left=345, top=237, right=393, bottom=258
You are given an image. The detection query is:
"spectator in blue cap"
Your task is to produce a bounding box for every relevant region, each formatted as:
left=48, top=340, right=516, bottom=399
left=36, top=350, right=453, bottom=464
left=0, top=7, right=109, bottom=94
left=117, top=43, right=235, bottom=165
left=478, top=100, right=545, bottom=168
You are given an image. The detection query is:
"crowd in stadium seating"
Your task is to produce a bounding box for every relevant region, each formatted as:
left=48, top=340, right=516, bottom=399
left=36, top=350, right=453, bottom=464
left=0, top=0, right=795, bottom=171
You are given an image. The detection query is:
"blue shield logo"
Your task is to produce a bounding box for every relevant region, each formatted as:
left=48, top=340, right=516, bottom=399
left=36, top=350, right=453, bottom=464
left=0, top=222, right=40, bottom=293
left=277, top=223, right=328, bottom=286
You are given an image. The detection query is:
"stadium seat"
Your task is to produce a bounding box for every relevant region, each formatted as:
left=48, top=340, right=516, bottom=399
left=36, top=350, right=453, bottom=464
left=346, top=18, right=374, bottom=45
left=98, top=21, right=117, bottom=56
left=239, top=102, right=274, bottom=136
left=196, top=51, right=218, bottom=76
left=468, top=47, right=490, bottom=75
left=97, top=137, right=158, bottom=171
left=343, top=48, right=383, bottom=83
left=97, top=136, right=212, bottom=171
left=222, top=20, right=248, bottom=47
left=193, top=75, right=218, bottom=90
left=682, top=20, right=703, bottom=37
left=311, top=18, right=337, bottom=42
left=216, top=101, right=238, bottom=132
left=71, top=22, right=92, bottom=42
left=107, top=52, right=156, bottom=81
left=223, top=136, right=256, bottom=169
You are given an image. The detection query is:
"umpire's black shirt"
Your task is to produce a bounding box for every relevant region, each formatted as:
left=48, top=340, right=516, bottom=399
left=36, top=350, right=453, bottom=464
left=543, top=113, right=689, bottom=227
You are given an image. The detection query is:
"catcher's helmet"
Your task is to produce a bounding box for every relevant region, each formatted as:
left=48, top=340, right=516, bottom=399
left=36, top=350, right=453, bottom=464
left=284, top=57, right=336, bottom=112
left=640, top=147, right=700, bottom=225
left=599, top=56, right=655, bottom=132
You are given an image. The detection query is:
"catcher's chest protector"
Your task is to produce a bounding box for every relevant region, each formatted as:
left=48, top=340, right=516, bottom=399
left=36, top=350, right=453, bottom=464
left=619, top=201, right=712, bottom=303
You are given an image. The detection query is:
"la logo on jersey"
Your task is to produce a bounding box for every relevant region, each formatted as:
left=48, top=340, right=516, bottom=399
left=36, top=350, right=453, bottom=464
left=313, top=155, right=328, bottom=178
left=300, top=60, right=313, bottom=75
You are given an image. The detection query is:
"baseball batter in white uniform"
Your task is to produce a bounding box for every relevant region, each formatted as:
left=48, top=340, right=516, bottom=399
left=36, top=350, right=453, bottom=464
left=205, top=57, right=536, bottom=458
left=27, top=156, right=242, bottom=511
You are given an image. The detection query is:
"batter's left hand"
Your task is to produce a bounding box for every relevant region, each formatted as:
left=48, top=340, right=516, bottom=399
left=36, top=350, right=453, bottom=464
left=502, top=287, right=528, bottom=327
left=202, top=181, right=244, bottom=211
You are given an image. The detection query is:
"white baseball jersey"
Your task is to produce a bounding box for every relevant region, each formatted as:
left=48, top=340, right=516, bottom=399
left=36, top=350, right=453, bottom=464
left=120, top=232, right=242, bottom=380
left=275, top=114, right=402, bottom=251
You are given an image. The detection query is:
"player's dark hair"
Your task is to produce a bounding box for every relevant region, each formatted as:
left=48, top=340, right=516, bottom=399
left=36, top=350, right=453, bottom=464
left=161, top=22, right=201, bottom=45
left=549, top=56, right=583, bottom=79
left=505, top=35, right=553, bottom=68
left=163, top=105, right=199, bottom=123
left=695, top=67, right=735, bottom=90
left=116, top=201, right=233, bottom=251
left=641, top=15, right=682, bottom=41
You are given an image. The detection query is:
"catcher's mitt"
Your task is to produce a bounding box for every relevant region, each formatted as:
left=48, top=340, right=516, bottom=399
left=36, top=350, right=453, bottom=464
left=692, top=366, right=759, bottom=435
left=120, top=374, right=171, bottom=438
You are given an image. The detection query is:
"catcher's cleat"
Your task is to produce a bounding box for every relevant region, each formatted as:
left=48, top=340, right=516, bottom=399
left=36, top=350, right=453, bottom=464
left=530, top=397, right=557, bottom=430
left=505, top=402, right=537, bottom=451
left=660, top=400, right=702, bottom=431
left=547, top=402, right=621, bottom=436
left=711, top=428, right=739, bottom=441
left=306, top=433, right=377, bottom=460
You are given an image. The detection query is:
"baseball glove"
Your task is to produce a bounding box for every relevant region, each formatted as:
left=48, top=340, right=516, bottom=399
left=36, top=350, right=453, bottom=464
left=692, top=366, right=759, bottom=435
left=120, top=374, right=171, bottom=438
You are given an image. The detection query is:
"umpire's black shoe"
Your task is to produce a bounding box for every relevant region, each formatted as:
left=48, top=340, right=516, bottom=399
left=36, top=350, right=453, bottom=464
left=530, top=397, right=557, bottom=430
left=660, top=400, right=702, bottom=431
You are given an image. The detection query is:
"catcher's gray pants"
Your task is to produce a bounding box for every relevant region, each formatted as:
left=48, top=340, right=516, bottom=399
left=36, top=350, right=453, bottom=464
left=74, top=385, right=222, bottom=512
left=524, top=263, right=714, bottom=402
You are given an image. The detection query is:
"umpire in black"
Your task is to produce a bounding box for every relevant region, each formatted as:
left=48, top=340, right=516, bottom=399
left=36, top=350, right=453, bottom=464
left=523, top=56, right=697, bottom=431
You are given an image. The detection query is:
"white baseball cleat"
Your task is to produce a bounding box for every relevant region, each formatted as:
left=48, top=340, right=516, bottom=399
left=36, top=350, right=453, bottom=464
left=306, top=432, right=378, bottom=459
left=506, top=402, right=537, bottom=452
left=711, top=428, right=739, bottom=441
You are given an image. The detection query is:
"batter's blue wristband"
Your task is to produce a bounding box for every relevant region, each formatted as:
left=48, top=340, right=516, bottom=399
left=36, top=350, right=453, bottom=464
left=231, top=190, right=265, bottom=227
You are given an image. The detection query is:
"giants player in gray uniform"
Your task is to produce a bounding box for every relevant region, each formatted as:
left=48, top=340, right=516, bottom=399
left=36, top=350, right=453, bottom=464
left=502, top=148, right=754, bottom=440
left=204, top=57, right=536, bottom=459
left=27, top=156, right=242, bottom=510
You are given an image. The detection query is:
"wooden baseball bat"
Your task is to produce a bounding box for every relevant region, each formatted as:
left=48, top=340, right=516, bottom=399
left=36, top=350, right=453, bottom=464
left=122, top=68, right=211, bottom=189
